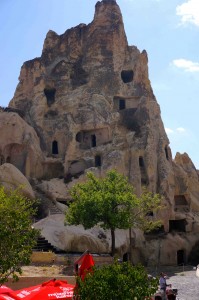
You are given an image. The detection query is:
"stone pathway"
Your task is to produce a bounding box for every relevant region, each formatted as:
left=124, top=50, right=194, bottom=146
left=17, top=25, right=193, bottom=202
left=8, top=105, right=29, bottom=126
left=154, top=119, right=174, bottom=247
left=167, top=269, right=199, bottom=300
left=149, top=266, right=199, bottom=300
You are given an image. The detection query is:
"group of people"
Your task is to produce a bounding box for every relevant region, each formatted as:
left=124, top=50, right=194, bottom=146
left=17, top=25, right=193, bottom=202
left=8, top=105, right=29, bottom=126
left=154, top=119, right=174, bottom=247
left=157, top=272, right=176, bottom=300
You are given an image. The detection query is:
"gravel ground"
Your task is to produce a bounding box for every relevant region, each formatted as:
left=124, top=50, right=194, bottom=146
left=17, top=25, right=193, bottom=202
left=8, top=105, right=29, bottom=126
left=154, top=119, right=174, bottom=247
left=20, top=265, right=70, bottom=277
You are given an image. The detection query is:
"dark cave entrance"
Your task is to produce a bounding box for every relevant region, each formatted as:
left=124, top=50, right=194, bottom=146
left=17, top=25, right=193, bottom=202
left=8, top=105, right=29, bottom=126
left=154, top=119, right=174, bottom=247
left=44, top=88, right=56, bottom=106
left=121, top=70, right=134, bottom=83
left=123, top=252, right=129, bottom=262
left=6, top=156, right=11, bottom=163
left=95, top=155, right=102, bottom=167
left=91, top=134, right=96, bottom=147
left=52, top=140, right=58, bottom=155
left=177, top=249, right=185, bottom=265
left=139, top=156, right=144, bottom=168
left=169, top=219, right=186, bottom=233
left=119, top=99, right=126, bottom=110
left=165, top=146, right=169, bottom=160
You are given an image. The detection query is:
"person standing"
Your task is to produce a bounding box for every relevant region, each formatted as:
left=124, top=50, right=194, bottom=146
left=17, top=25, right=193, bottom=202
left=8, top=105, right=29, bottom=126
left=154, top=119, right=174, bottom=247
left=159, top=272, right=169, bottom=300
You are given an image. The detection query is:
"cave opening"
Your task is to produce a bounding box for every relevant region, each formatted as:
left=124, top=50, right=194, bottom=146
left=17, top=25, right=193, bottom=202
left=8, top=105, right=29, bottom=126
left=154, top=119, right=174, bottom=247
left=0, top=155, right=4, bottom=165
left=6, top=156, right=11, bottom=163
left=139, top=156, right=144, bottom=168
left=44, top=88, right=56, bottom=106
left=177, top=249, right=185, bottom=265
left=91, top=134, right=96, bottom=147
left=52, top=140, right=58, bottom=155
left=119, top=99, right=126, bottom=110
left=95, top=155, right=102, bottom=167
left=165, top=146, right=169, bottom=160
left=169, top=219, right=186, bottom=232
left=121, top=70, right=134, bottom=83
left=174, top=195, right=188, bottom=206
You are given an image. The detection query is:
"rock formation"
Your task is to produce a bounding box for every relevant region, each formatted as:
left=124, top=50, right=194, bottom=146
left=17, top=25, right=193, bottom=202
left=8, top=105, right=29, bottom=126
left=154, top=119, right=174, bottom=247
left=0, top=163, right=35, bottom=199
left=1, top=0, right=199, bottom=266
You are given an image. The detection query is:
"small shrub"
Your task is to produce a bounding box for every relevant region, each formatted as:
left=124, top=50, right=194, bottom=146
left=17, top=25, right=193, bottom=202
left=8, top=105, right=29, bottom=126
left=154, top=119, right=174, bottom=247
left=74, top=261, right=158, bottom=300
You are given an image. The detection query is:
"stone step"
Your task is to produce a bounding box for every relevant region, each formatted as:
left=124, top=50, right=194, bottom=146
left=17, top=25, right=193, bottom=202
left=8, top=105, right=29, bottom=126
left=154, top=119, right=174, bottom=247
left=33, top=235, right=66, bottom=254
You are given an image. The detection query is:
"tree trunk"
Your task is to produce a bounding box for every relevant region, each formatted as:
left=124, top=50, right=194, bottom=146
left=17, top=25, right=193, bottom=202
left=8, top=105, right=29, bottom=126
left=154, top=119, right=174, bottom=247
left=111, top=229, right=115, bottom=257
left=129, top=227, right=132, bottom=262
left=129, top=228, right=136, bottom=263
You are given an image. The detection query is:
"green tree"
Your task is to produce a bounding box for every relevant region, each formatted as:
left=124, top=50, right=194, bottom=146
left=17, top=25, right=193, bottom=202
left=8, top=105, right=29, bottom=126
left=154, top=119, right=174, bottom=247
left=74, top=261, right=158, bottom=300
left=66, top=170, right=162, bottom=256
left=0, top=186, right=39, bottom=284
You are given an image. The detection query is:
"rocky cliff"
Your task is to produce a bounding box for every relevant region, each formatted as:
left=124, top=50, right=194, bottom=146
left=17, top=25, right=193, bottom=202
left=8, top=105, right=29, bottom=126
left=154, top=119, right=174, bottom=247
left=1, top=0, right=199, bottom=266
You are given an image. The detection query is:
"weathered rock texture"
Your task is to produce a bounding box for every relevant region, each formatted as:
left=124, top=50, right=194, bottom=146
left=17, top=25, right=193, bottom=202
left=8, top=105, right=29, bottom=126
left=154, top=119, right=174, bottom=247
left=0, top=163, right=35, bottom=199
left=1, top=0, right=199, bottom=266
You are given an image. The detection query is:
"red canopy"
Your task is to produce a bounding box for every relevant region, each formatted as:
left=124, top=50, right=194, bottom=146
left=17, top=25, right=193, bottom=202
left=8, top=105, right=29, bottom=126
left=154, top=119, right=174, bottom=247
left=0, top=293, right=18, bottom=300
left=78, top=253, right=95, bottom=280
left=12, top=279, right=75, bottom=300
left=0, top=286, right=13, bottom=295
left=0, top=286, right=17, bottom=300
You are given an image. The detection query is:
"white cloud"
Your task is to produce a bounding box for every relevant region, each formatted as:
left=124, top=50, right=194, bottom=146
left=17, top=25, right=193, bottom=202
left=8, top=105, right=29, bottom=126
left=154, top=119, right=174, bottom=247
left=165, top=128, right=174, bottom=134
left=172, top=59, right=199, bottom=72
left=176, top=127, right=186, bottom=133
left=166, top=127, right=187, bottom=135
left=176, top=0, right=199, bottom=27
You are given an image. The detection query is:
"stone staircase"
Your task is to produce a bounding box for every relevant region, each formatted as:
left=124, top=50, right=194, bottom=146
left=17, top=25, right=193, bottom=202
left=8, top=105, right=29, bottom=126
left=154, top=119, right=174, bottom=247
left=33, top=185, right=63, bottom=220
left=32, top=235, right=66, bottom=254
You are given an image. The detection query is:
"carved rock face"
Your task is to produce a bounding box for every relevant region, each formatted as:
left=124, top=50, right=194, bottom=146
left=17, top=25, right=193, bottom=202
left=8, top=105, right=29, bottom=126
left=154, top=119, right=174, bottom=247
left=1, top=0, right=199, bottom=265
left=0, top=163, right=35, bottom=199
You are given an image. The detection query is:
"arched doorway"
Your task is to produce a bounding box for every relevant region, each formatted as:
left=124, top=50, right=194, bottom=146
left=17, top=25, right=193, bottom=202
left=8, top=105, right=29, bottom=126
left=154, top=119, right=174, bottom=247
left=91, top=134, right=96, bottom=147
left=119, top=99, right=126, bottom=110
left=177, top=249, right=185, bottom=265
left=95, top=155, right=102, bottom=167
left=52, top=140, right=58, bottom=155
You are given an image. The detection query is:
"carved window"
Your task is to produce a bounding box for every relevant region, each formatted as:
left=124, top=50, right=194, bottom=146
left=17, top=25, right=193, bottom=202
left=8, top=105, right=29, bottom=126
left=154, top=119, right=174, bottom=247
left=139, top=156, right=148, bottom=186
left=76, top=132, right=82, bottom=143
left=0, top=155, right=4, bottom=165
left=165, top=146, right=169, bottom=160
left=177, top=249, right=185, bottom=265
left=6, top=156, right=11, bottom=163
left=121, top=70, right=134, bottom=83
left=139, top=156, right=144, bottom=168
left=95, top=155, right=102, bottom=167
left=52, top=140, right=58, bottom=155
left=119, top=99, right=126, bottom=110
left=91, top=134, right=96, bottom=147
left=44, top=88, right=56, bottom=107
left=146, top=211, right=154, bottom=217
left=174, top=195, right=188, bottom=206
left=169, top=219, right=186, bottom=233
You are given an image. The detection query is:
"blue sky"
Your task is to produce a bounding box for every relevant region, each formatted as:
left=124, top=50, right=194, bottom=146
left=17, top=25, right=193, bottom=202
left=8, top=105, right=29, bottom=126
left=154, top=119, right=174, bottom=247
left=0, top=0, right=199, bottom=167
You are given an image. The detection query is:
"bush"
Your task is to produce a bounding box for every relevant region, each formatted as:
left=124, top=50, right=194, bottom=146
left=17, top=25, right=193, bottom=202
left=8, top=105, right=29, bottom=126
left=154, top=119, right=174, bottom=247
left=75, top=261, right=158, bottom=300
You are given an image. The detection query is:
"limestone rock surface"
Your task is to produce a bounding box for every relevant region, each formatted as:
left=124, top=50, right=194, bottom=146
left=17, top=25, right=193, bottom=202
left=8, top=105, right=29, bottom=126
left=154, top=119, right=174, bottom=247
left=0, top=0, right=199, bottom=265
left=0, top=163, right=35, bottom=199
left=33, top=214, right=128, bottom=254
left=0, top=111, right=44, bottom=178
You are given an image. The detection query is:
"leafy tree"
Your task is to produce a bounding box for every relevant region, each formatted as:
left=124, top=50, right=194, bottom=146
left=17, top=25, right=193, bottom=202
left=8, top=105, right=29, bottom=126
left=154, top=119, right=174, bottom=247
left=74, top=261, right=158, bottom=300
left=0, top=186, right=39, bottom=285
left=66, top=170, right=162, bottom=256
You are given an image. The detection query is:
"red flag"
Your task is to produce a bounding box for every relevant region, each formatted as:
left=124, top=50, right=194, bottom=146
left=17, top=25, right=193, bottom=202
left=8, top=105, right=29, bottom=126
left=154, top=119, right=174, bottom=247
left=79, top=254, right=95, bottom=280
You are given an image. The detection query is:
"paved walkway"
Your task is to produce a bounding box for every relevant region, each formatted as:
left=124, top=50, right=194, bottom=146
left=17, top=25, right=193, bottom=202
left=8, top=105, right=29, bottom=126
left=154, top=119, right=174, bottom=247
left=167, top=269, right=199, bottom=300
left=149, top=266, right=199, bottom=300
